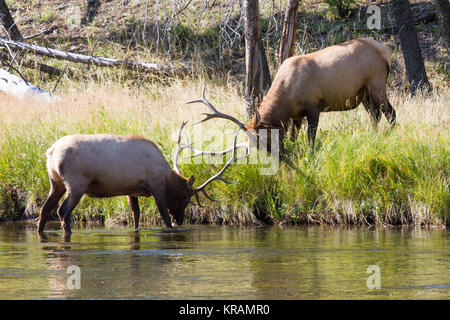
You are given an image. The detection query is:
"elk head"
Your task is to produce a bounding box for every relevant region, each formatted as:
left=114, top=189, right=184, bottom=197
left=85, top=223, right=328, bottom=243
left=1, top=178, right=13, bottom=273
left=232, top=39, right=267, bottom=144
left=185, top=85, right=280, bottom=155
left=165, top=170, right=196, bottom=226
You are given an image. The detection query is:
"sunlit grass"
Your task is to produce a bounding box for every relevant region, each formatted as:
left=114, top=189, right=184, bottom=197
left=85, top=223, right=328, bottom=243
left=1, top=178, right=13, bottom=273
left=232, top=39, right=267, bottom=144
left=0, top=79, right=448, bottom=226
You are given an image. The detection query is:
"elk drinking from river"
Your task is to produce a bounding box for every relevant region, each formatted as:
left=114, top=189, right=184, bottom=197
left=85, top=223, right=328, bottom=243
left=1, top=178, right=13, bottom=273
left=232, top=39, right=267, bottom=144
left=37, top=122, right=241, bottom=234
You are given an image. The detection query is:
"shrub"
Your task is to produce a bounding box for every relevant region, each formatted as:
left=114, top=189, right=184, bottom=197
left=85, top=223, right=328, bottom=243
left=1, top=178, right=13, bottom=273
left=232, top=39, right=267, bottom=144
left=325, top=0, right=356, bottom=18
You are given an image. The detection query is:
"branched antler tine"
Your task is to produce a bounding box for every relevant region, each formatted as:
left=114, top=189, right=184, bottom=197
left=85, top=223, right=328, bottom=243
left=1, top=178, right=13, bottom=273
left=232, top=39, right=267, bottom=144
left=193, top=111, right=247, bottom=132
left=182, top=130, right=190, bottom=143
left=194, top=128, right=240, bottom=193
left=200, top=84, right=220, bottom=112
left=182, top=142, right=248, bottom=159
left=201, top=189, right=218, bottom=202
left=177, top=120, right=189, bottom=144
left=193, top=113, right=219, bottom=125
left=173, top=120, right=189, bottom=174
left=186, top=99, right=204, bottom=106
left=186, top=85, right=218, bottom=111
left=201, top=83, right=206, bottom=99
left=215, top=176, right=236, bottom=185
left=194, top=192, right=204, bottom=207
left=186, top=85, right=248, bottom=131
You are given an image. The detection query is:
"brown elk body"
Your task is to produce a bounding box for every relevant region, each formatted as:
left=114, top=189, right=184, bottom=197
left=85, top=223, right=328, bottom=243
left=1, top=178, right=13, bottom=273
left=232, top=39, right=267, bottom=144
left=37, top=134, right=196, bottom=234
left=38, top=123, right=239, bottom=235
left=247, top=38, right=396, bottom=147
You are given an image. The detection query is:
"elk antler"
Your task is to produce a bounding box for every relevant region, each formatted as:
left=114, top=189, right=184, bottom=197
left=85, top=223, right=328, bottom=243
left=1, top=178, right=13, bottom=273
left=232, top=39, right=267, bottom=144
left=173, top=120, right=191, bottom=174
left=173, top=121, right=244, bottom=203
left=176, top=85, right=256, bottom=202
left=182, top=137, right=249, bottom=160
left=186, top=84, right=250, bottom=133
left=174, top=121, right=248, bottom=161
left=193, top=128, right=241, bottom=202
left=174, top=120, right=248, bottom=171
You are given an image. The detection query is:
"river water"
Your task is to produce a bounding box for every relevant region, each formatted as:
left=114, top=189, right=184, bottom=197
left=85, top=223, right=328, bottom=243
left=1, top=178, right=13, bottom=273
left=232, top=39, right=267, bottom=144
left=0, top=222, right=448, bottom=299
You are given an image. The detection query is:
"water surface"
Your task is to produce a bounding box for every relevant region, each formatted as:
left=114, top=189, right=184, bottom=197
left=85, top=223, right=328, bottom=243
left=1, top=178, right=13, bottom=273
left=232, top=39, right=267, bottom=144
left=0, top=222, right=448, bottom=299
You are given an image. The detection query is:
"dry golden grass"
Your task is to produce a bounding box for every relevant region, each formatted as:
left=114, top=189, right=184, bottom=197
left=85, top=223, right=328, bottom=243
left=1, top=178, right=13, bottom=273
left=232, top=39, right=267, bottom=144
left=0, top=79, right=448, bottom=226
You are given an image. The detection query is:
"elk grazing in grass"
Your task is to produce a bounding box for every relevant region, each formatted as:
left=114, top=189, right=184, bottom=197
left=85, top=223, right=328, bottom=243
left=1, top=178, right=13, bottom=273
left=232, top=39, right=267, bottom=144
left=188, top=38, right=396, bottom=152
left=37, top=122, right=241, bottom=235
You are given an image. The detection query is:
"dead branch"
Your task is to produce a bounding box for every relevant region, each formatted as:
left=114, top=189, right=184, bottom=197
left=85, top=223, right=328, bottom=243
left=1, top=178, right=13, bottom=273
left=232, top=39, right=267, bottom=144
left=0, top=38, right=191, bottom=76
left=0, top=50, right=61, bottom=76
left=23, top=26, right=59, bottom=40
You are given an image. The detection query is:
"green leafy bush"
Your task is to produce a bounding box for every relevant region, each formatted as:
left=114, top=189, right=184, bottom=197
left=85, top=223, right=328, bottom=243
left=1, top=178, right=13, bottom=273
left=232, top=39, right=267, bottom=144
left=325, top=0, right=356, bottom=18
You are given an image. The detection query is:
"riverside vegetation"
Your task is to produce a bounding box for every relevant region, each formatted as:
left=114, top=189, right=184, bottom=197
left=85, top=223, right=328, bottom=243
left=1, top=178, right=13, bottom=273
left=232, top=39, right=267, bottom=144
left=0, top=0, right=448, bottom=226
left=1, top=80, right=448, bottom=226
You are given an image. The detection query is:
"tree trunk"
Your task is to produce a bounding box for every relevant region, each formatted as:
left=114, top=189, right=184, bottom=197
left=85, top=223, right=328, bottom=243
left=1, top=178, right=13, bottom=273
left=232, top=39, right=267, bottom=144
left=242, top=0, right=271, bottom=118
left=435, top=0, right=450, bottom=49
left=82, top=0, right=101, bottom=25
left=279, top=0, right=299, bottom=65
left=0, top=0, right=22, bottom=40
left=259, top=41, right=271, bottom=91
left=392, top=0, right=431, bottom=96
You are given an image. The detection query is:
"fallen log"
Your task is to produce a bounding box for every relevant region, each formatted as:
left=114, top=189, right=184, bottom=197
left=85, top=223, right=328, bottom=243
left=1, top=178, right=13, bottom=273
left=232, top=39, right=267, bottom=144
left=0, top=38, right=190, bottom=75
left=0, top=50, right=61, bottom=76
left=0, top=67, right=60, bottom=102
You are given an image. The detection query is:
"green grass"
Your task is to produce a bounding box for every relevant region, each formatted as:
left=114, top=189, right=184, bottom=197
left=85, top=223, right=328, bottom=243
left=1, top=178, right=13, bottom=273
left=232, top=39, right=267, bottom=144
left=0, top=81, right=448, bottom=226
left=1, top=0, right=448, bottom=226
left=40, top=8, right=57, bottom=23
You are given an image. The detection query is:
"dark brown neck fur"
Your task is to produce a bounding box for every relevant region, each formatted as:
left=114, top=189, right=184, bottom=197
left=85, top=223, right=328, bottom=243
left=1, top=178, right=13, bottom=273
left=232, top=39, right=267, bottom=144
left=165, top=171, right=189, bottom=206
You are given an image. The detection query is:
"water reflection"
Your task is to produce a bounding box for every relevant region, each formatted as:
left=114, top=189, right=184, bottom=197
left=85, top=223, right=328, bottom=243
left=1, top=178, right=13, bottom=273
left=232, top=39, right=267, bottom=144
left=0, top=222, right=448, bottom=299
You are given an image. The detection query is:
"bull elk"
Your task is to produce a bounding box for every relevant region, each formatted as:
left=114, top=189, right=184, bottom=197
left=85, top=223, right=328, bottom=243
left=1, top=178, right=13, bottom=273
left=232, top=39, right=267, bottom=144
left=188, top=38, right=396, bottom=151
left=37, top=122, right=241, bottom=235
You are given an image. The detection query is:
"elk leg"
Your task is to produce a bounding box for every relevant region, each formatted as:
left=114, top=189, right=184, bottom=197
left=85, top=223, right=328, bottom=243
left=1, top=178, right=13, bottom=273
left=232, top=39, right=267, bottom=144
left=56, top=191, right=83, bottom=234
left=153, top=191, right=173, bottom=228
left=367, top=87, right=396, bottom=126
left=127, top=196, right=140, bottom=229
left=306, top=109, right=320, bottom=146
left=382, top=100, right=396, bottom=125
left=37, top=180, right=66, bottom=233
left=289, top=118, right=303, bottom=142
left=362, top=93, right=381, bottom=127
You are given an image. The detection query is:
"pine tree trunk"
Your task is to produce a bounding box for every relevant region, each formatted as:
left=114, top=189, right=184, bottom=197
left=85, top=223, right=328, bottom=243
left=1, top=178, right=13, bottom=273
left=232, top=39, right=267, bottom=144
left=0, top=0, right=22, bottom=40
left=279, top=0, right=299, bottom=65
left=82, top=0, right=101, bottom=25
left=242, top=0, right=271, bottom=118
left=260, top=40, right=271, bottom=92
left=435, top=0, right=450, bottom=49
left=392, top=0, right=431, bottom=96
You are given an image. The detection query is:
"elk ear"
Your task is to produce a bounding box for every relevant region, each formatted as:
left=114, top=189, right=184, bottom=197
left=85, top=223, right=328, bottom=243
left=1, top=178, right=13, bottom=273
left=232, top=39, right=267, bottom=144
left=187, top=175, right=195, bottom=188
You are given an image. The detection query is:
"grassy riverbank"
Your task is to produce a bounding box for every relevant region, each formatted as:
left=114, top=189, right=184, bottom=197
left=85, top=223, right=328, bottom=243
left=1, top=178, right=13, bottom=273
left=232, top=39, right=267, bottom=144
left=0, top=80, right=448, bottom=226
left=1, top=0, right=448, bottom=226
